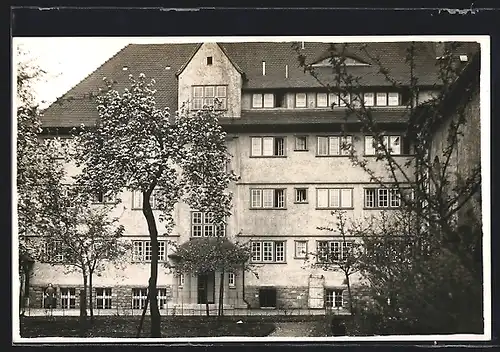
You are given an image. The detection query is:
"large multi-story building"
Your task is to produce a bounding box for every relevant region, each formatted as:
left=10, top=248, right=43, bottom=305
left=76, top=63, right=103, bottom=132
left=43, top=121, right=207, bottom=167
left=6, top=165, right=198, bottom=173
left=24, top=40, right=480, bottom=315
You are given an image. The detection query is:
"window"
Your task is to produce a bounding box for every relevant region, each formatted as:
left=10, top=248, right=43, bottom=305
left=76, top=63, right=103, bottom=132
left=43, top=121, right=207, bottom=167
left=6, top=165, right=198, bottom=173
left=250, top=189, right=286, bottom=209
left=364, top=135, right=403, bottom=155
left=295, top=136, right=308, bottom=151
left=96, top=288, right=112, bottom=309
left=317, top=136, right=353, bottom=156
left=251, top=241, right=286, bottom=263
left=295, top=188, right=308, bottom=203
left=376, top=92, right=387, bottom=106
left=316, top=93, right=328, bottom=107
left=388, top=92, right=400, bottom=106
left=158, top=288, right=168, bottom=309
left=228, top=272, right=236, bottom=288
left=41, top=240, right=64, bottom=263
left=316, top=188, right=353, bottom=209
left=206, top=56, right=213, bottom=65
left=364, top=92, right=375, bottom=106
left=294, top=240, right=308, bottom=258
left=339, top=92, right=350, bottom=107
left=191, top=211, right=225, bottom=237
left=60, top=288, right=76, bottom=309
left=252, top=93, right=275, bottom=108
left=364, top=188, right=401, bottom=208
left=251, top=136, right=285, bottom=157
left=132, top=288, right=148, bottom=309
left=132, top=240, right=166, bottom=261
left=325, top=289, right=344, bottom=308
left=295, top=93, right=307, bottom=107
left=92, top=191, right=116, bottom=204
left=192, top=85, right=227, bottom=110
left=132, top=189, right=163, bottom=209
left=61, top=185, right=75, bottom=208
left=178, top=273, right=185, bottom=288
left=317, top=241, right=353, bottom=262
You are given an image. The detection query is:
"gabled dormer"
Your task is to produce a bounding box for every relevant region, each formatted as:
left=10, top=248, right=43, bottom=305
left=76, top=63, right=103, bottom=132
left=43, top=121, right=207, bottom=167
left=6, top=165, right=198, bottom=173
left=177, top=43, right=244, bottom=118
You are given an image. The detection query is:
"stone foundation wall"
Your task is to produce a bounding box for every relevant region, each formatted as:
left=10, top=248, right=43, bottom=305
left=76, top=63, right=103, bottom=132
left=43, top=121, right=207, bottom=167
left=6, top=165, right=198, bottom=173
left=27, top=285, right=173, bottom=310
left=244, top=286, right=309, bottom=309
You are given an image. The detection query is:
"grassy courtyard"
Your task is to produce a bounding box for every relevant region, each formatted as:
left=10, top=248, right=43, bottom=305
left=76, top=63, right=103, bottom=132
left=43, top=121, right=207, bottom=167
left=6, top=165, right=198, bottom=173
left=19, top=316, right=278, bottom=338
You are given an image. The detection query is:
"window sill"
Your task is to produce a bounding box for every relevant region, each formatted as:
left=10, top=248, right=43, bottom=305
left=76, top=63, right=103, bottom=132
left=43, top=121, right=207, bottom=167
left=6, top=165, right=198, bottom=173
left=294, top=149, right=309, bottom=152
left=316, top=207, right=354, bottom=210
left=229, top=286, right=236, bottom=289
left=363, top=207, right=400, bottom=210
left=250, top=208, right=287, bottom=210
left=249, top=155, right=287, bottom=158
left=315, top=155, right=352, bottom=158
left=251, top=261, right=287, bottom=264
left=294, top=256, right=307, bottom=260
left=294, top=201, right=309, bottom=204
left=363, top=154, right=414, bottom=157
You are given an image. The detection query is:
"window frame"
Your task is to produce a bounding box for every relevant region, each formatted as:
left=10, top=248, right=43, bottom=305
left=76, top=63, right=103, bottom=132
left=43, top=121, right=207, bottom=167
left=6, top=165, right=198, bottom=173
left=192, top=85, right=228, bottom=111
left=364, top=135, right=404, bottom=156
left=316, top=135, right=353, bottom=156
left=132, top=240, right=167, bottom=262
left=60, top=287, right=76, bottom=309
left=250, top=240, right=287, bottom=263
left=250, top=136, right=286, bottom=157
left=132, top=288, right=148, bottom=309
left=228, top=272, right=236, bottom=288
left=190, top=211, right=226, bottom=237
left=294, top=188, right=308, bottom=204
left=250, top=188, right=287, bottom=209
left=316, top=188, right=353, bottom=209
left=317, top=240, right=354, bottom=263
left=294, top=135, right=308, bottom=151
left=294, top=240, right=308, bottom=259
left=96, top=288, right=112, bottom=309
left=364, top=187, right=403, bottom=209
left=325, top=289, right=344, bottom=308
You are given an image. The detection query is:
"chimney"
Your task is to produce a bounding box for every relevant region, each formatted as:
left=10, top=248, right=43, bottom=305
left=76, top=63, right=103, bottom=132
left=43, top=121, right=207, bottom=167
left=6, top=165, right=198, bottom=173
left=262, top=61, right=266, bottom=76
left=285, top=64, right=289, bottom=78
left=301, top=41, right=305, bottom=49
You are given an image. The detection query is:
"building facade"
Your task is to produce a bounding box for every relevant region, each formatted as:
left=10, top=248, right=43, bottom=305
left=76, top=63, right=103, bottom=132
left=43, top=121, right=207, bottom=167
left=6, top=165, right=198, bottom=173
left=24, top=41, right=480, bottom=315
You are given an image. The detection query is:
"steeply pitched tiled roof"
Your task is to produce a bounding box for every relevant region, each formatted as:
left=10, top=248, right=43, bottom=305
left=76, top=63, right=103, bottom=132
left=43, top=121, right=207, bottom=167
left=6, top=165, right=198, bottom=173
left=40, top=41, right=479, bottom=128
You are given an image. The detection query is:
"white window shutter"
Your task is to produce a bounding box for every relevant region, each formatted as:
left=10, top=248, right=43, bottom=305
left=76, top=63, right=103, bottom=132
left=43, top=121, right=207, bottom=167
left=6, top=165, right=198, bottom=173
left=251, top=137, right=262, bottom=156
left=262, top=137, right=274, bottom=156
left=317, top=137, right=328, bottom=156
left=329, top=189, right=340, bottom=208
left=262, top=189, right=274, bottom=208
left=263, top=94, right=274, bottom=108
left=317, top=189, right=328, bottom=208
left=328, top=137, right=339, bottom=155
left=341, top=189, right=352, bottom=208
left=365, top=136, right=375, bottom=155
left=390, top=136, right=401, bottom=155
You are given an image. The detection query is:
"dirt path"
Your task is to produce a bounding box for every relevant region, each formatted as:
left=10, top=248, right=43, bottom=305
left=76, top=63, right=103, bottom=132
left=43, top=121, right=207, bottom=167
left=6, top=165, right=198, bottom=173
left=268, top=322, right=318, bottom=337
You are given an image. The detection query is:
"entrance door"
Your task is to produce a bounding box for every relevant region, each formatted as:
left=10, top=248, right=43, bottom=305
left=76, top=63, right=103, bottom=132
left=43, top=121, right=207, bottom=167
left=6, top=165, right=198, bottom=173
left=259, top=287, right=277, bottom=308
left=197, top=272, right=215, bottom=304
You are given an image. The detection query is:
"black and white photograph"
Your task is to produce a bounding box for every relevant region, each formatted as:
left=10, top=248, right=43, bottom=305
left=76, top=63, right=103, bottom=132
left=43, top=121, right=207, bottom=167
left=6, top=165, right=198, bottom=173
left=13, top=34, right=490, bottom=343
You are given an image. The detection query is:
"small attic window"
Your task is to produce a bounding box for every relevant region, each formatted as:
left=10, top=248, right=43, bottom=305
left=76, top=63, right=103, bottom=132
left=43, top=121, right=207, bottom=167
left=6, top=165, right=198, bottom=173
left=122, top=66, right=129, bottom=71
left=165, top=66, right=171, bottom=70
left=311, top=56, right=370, bottom=67
left=207, top=56, right=213, bottom=65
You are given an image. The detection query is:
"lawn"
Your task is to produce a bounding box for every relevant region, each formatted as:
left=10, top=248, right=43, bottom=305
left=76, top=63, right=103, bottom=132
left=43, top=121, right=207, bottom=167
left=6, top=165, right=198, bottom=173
left=19, top=316, right=276, bottom=338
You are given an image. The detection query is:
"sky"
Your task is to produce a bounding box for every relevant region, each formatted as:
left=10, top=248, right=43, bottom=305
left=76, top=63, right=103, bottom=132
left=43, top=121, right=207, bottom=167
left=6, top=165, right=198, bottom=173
left=14, top=37, right=133, bottom=108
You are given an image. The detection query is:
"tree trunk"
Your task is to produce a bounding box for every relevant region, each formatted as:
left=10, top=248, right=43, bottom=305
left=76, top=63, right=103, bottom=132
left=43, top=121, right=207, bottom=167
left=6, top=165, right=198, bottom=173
left=218, top=270, right=224, bottom=317
left=142, top=190, right=161, bottom=338
left=136, top=290, right=150, bottom=338
left=89, top=271, right=94, bottom=324
left=205, top=277, right=210, bottom=316
left=345, top=272, right=355, bottom=316
left=82, top=273, right=88, bottom=317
